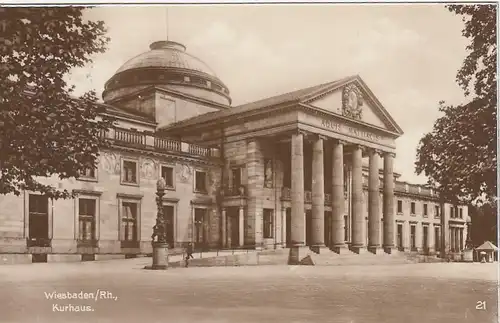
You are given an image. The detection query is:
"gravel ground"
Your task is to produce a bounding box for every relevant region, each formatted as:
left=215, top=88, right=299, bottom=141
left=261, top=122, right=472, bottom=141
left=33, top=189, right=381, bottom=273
left=0, top=260, right=497, bottom=323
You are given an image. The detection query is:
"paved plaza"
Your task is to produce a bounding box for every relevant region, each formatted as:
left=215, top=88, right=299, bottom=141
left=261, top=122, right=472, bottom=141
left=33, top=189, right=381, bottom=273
left=0, top=259, right=497, bottom=323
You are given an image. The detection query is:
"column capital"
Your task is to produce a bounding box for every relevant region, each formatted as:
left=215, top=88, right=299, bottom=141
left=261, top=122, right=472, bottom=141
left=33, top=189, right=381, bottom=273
left=292, top=129, right=309, bottom=137
left=315, top=134, right=328, bottom=141
left=367, top=148, right=383, bottom=157
left=383, top=151, right=396, bottom=158
left=331, top=138, right=347, bottom=146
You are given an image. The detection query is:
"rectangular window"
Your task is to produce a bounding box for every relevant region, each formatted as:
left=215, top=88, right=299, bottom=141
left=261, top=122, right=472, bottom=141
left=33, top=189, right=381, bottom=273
left=121, top=202, right=138, bottom=242
left=423, top=204, right=428, bottom=217
left=163, top=205, right=175, bottom=246
left=410, top=202, right=416, bottom=215
left=79, top=167, right=97, bottom=180
left=410, top=225, right=416, bottom=250
left=28, top=194, right=49, bottom=241
left=397, top=200, right=403, bottom=214
left=459, top=208, right=463, bottom=219
left=434, top=227, right=440, bottom=251
left=344, top=215, right=349, bottom=242
left=231, top=167, right=242, bottom=189
left=195, top=171, right=207, bottom=193
left=78, top=199, right=96, bottom=242
left=450, top=206, right=454, bottom=218
left=397, top=224, right=403, bottom=249
left=161, top=166, right=174, bottom=188
left=434, top=205, right=440, bottom=218
left=123, top=160, right=137, bottom=184
left=263, top=209, right=274, bottom=239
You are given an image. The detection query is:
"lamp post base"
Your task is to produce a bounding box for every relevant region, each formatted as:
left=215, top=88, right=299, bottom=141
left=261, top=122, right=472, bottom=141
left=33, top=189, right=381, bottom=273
left=144, top=242, right=169, bottom=270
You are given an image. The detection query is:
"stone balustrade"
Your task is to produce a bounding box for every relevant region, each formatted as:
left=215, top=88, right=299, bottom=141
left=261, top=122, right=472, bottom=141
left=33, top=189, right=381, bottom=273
left=102, top=127, right=220, bottom=159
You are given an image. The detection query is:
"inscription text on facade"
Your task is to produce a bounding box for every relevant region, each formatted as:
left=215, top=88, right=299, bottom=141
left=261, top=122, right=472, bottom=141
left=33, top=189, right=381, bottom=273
left=321, top=119, right=382, bottom=142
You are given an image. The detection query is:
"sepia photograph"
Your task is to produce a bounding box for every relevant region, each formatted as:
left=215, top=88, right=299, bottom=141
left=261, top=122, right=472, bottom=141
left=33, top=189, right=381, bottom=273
left=0, top=2, right=497, bottom=323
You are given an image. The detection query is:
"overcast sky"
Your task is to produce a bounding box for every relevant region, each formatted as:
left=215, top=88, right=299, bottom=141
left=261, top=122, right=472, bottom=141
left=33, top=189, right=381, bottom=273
left=67, top=4, right=470, bottom=185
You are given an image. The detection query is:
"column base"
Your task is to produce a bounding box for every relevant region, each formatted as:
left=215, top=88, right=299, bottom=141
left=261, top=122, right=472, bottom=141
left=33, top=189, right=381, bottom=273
left=288, top=246, right=311, bottom=265
left=310, top=245, right=329, bottom=254
left=331, top=244, right=349, bottom=254
left=383, top=246, right=397, bottom=255
left=368, top=246, right=383, bottom=254
left=349, top=245, right=367, bottom=254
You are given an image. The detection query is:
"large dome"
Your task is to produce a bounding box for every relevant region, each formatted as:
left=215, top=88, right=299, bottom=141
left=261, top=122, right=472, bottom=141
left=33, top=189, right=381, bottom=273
left=102, top=40, right=231, bottom=105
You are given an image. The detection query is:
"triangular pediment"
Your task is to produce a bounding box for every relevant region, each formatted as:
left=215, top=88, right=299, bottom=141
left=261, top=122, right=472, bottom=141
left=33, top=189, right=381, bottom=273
left=301, top=76, right=403, bottom=135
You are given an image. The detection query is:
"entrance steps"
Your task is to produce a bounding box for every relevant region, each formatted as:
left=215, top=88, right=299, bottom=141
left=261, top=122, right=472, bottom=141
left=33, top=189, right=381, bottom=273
left=165, top=248, right=444, bottom=268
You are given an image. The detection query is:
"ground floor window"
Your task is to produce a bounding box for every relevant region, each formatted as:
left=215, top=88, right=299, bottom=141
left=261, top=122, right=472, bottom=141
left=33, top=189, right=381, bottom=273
left=78, top=199, right=96, bottom=242
left=263, top=209, right=274, bottom=239
left=397, top=224, right=403, bottom=249
left=121, top=202, right=139, bottom=242
left=434, top=227, right=440, bottom=251
left=163, top=205, right=175, bottom=246
left=344, top=215, right=349, bottom=241
left=410, top=225, right=416, bottom=250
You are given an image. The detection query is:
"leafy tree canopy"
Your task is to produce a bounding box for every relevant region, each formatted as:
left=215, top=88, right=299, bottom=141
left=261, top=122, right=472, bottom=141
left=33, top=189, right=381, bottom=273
left=0, top=7, right=114, bottom=199
left=415, top=4, right=497, bottom=205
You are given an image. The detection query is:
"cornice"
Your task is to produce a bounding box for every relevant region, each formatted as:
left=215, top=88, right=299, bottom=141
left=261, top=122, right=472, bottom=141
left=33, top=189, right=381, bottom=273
left=106, top=84, right=230, bottom=112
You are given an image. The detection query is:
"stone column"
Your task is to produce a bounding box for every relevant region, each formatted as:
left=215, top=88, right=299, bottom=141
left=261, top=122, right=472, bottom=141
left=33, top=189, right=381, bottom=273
left=291, top=131, right=305, bottom=246
left=383, top=152, right=396, bottom=254
left=281, top=207, right=287, bottom=247
left=351, top=145, right=364, bottom=253
left=221, top=208, right=227, bottom=248
left=239, top=207, right=244, bottom=247
left=311, top=135, right=325, bottom=252
left=368, top=149, right=381, bottom=254
left=331, top=140, right=346, bottom=253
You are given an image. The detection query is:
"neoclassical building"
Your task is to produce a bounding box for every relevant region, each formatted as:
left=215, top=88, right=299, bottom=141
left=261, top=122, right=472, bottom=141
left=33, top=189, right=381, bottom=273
left=0, top=40, right=468, bottom=264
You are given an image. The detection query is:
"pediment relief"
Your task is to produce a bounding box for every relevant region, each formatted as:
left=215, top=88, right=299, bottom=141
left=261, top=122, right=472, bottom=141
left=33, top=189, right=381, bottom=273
left=302, top=78, right=402, bottom=134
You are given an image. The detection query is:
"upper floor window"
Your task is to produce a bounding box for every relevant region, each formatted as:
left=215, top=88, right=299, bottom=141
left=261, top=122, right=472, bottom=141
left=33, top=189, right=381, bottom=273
left=231, top=167, right=242, bottom=189
left=161, top=165, right=174, bottom=188
left=410, top=202, right=416, bottom=215
left=435, top=205, right=440, bottom=218
left=459, top=208, right=463, bottom=219
left=195, top=171, right=208, bottom=193
left=397, top=200, right=403, bottom=214
left=450, top=206, right=454, bottom=218
left=122, top=160, right=138, bottom=184
left=423, top=204, right=428, bottom=217
left=79, top=166, right=97, bottom=180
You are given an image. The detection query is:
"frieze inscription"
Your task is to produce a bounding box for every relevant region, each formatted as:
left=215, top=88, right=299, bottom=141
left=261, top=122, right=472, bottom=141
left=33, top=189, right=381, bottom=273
left=320, top=119, right=382, bottom=142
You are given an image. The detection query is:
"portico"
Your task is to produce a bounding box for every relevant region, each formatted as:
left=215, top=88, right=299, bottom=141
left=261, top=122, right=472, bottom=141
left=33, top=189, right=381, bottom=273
left=160, top=75, right=404, bottom=255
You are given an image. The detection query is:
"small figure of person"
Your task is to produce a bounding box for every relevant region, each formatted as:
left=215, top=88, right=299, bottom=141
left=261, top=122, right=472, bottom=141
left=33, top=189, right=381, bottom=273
left=185, top=242, right=194, bottom=267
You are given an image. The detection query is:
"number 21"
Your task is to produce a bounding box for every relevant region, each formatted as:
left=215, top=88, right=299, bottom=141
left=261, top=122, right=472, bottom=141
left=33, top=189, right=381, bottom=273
left=476, top=301, right=486, bottom=310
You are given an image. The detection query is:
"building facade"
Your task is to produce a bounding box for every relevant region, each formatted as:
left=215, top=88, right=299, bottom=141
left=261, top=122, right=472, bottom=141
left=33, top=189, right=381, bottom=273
left=0, top=40, right=468, bottom=264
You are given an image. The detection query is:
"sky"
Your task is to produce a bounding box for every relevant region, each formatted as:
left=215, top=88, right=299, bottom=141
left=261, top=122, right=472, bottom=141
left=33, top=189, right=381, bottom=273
left=66, top=4, right=470, bottom=185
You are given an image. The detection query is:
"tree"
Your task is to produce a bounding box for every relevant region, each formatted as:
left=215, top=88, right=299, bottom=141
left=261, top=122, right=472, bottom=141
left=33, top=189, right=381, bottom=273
left=0, top=7, right=114, bottom=199
left=415, top=4, right=497, bottom=206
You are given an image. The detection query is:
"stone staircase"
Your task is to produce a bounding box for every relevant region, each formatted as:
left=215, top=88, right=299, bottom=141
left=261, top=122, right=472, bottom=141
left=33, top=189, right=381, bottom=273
left=165, top=247, right=443, bottom=268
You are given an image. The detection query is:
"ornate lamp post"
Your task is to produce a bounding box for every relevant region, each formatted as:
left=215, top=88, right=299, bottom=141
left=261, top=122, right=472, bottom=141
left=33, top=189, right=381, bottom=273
left=148, top=178, right=168, bottom=270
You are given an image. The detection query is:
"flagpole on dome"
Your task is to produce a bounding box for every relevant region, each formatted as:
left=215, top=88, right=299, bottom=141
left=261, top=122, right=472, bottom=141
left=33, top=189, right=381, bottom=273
left=165, top=7, right=169, bottom=41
